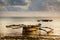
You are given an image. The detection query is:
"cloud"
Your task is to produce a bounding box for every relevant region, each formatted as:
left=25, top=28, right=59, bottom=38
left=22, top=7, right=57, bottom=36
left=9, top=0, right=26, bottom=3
left=28, top=0, right=48, bottom=11
left=0, top=0, right=27, bottom=5
left=28, top=0, right=60, bottom=11
left=0, top=0, right=60, bottom=11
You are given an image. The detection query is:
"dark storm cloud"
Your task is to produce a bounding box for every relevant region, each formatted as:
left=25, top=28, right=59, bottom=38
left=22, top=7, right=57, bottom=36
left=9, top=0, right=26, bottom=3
left=0, top=0, right=5, bottom=5
left=8, top=0, right=27, bottom=5
left=28, top=0, right=60, bottom=11
left=0, top=0, right=60, bottom=11
left=28, top=0, right=48, bottom=11
left=0, top=0, right=27, bottom=5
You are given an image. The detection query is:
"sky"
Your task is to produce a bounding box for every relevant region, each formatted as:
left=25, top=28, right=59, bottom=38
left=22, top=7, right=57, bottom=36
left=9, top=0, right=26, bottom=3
left=0, top=0, right=28, bottom=5
left=0, top=0, right=60, bottom=12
